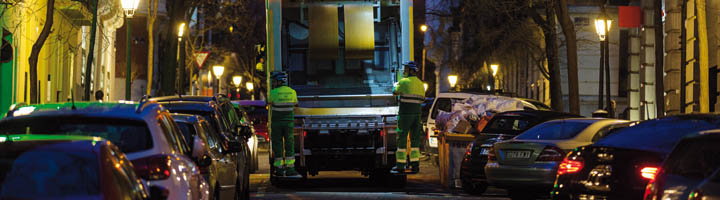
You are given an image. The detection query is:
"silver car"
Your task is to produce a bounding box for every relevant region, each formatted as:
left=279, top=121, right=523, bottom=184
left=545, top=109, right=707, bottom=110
left=485, top=118, right=629, bottom=199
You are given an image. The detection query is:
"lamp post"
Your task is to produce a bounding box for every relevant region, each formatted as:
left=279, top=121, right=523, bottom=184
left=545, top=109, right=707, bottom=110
left=595, top=16, right=613, bottom=117
left=246, top=82, right=254, bottom=100
left=177, top=23, right=186, bottom=94
left=121, top=0, right=139, bottom=100
left=213, top=66, right=225, bottom=95
left=490, top=64, right=499, bottom=91
left=448, top=75, right=458, bottom=91
left=420, top=24, right=428, bottom=81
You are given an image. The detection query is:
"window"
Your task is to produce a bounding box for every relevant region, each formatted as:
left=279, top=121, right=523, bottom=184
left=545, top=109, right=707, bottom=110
left=431, top=98, right=464, bottom=119
left=158, top=115, right=182, bottom=153
left=0, top=117, right=152, bottom=153
left=0, top=145, right=100, bottom=198
left=592, top=123, right=630, bottom=142
left=573, top=17, right=590, bottom=26
left=664, top=139, right=720, bottom=179
left=176, top=122, right=197, bottom=147
left=516, top=121, right=593, bottom=140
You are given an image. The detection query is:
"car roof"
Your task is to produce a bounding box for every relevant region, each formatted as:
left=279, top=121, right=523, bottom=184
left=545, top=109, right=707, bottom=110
left=232, top=100, right=266, bottom=107
left=493, top=110, right=582, bottom=118
left=170, top=113, right=203, bottom=124
left=4, top=102, right=163, bottom=121
left=1, top=134, right=106, bottom=153
left=157, top=101, right=216, bottom=112
left=151, top=95, right=215, bottom=102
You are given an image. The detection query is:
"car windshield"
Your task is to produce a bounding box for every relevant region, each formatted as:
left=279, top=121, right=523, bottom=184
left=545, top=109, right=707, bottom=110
left=664, top=138, right=720, bottom=179
left=0, top=117, right=153, bottom=153
left=516, top=121, right=592, bottom=140
left=0, top=142, right=99, bottom=198
left=481, top=115, right=534, bottom=135
left=594, top=116, right=720, bottom=154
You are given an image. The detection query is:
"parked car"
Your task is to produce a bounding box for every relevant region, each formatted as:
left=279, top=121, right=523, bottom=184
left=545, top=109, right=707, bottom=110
left=425, top=93, right=551, bottom=158
left=1, top=101, right=212, bottom=200
left=232, top=100, right=265, bottom=172
left=461, top=110, right=581, bottom=195
left=644, top=129, right=720, bottom=200
left=155, top=100, right=250, bottom=199
left=172, top=113, right=243, bottom=199
left=485, top=118, right=629, bottom=199
left=552, top=114, right=720, bottom=200
left=0, top=134, right=151, bottom=200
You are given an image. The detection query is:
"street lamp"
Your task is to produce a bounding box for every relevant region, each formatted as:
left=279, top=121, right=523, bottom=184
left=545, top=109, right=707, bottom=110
left=448, top=75, right=458, bottom=89
left=594, top=19, right=612, bottom=41
left=490, top=64, right=499, bottom=77
left=177, top=23, right=186, bottom=94
left=420, top=24, right=428, bottom=32
left=233, top=75, right=242, bottom=93
left=420, top=24, right=428, bottom=81
left=213, top=66, right=225, bottom=94
left=246, top=82, right=255, bottom=100
left=121, top=0, right=140, bottom=100
left=423, top=83, right=428, bottom=92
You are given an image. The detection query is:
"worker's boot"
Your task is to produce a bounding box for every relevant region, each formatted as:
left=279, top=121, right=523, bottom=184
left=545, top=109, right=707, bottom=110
left=273, top=167, right=285, bottom=177
left=410, top=162, right=420, bottom=174
left=390, top=164, right=406, bottom=174
left=285, top=167, right=300, bottom=177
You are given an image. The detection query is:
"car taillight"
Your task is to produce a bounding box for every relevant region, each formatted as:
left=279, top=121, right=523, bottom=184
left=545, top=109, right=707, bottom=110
left=488, top=146, right=496, bottom=161
left=465, top=143, right=473, bottom=156
left=557, top=157, right=583, bottom=175
left=537, top=146, right=565, bottom=161
left=303, top=131, right=307, bottom=137
left=132, top=155, right=172, bottom=180
left=380, top=129, right=385, bottom=138
left=640, top=166, right=659, bottom=180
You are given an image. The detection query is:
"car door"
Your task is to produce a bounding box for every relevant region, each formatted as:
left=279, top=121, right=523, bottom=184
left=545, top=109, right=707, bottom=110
left=201, top=120, right=238, bottom=195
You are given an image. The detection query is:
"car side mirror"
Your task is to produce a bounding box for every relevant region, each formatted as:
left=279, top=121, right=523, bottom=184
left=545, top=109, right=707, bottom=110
left=226, top=140, right=244, bottom=153
left=196, top=155, right=212, bottom=167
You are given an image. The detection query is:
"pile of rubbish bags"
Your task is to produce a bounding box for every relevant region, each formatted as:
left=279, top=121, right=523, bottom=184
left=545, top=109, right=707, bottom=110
left=436, top=95, right=527, bottom=134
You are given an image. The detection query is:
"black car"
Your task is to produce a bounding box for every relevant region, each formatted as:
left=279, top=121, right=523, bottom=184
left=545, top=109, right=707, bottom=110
left=155, top=100, right=251, bottom=200
left=553, top=114, right=720, bottom=200
left=644, top=130, right=720, bottom=200
left=461, top=110, right=581, bottom=195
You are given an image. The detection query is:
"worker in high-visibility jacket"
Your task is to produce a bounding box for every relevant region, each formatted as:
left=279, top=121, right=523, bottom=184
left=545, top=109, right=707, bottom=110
left=391, top=61, right=425, bottom=174
left=268, top=71, right=299, bottom=177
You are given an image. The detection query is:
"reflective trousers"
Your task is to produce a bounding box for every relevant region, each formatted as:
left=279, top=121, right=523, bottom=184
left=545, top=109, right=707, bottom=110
left=396, top=113, right=422, bottom=168
left=271, top=121, right=295, bottom=168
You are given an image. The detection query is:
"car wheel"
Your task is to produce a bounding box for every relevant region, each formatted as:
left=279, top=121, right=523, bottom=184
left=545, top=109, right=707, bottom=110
left=461, top=178, right=487, bottom=195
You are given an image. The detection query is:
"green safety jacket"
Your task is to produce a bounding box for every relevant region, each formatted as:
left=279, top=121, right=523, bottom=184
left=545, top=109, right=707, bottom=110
left=394, top=76, right=425, bottom=114
left=269, top=85, right=298, bottom=122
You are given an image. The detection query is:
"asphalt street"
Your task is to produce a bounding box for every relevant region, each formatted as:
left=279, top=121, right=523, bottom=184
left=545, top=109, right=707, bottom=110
left=249, top=143, right=512, bottom=199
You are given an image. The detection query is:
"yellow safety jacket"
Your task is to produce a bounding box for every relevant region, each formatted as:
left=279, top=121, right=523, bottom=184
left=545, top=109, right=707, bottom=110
left=269, top=85, right=297, bottom=122
left=393, top=76, right=425, bottom=114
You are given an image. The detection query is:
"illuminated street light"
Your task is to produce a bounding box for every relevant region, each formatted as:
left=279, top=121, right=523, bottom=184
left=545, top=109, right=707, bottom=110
left=213, top=66, right=225, bottom=79
left=246, top=82, right=254, bottom=91
left=121, top=0, right=140, bottom=17
left=232, top=75, right=243, bottom=87
left=423, top=83, right=428, bottom=92
left=490, top=64, right=499, bottom=77
left=448, top=75, right=458, bottom=88
left=594, top=18, right=612, bottom=41
left=178, top=23, right=185, bottom=41
left=420, top=24, right=428, bottom=32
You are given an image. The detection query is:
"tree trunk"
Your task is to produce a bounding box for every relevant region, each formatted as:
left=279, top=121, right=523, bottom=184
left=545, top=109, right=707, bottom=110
left=28, top=0, right=55, bottom=104
left=83, top=0, right=98, bottom=101
left=556, top=0, right=579, bottom=114
left=147, top=0, right=158, bottom=95
left=544, top=1, right=564, bottom=111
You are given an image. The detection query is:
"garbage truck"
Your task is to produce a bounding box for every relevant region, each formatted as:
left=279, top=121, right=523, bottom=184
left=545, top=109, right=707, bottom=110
left=264, top=0, right=417, bottom=186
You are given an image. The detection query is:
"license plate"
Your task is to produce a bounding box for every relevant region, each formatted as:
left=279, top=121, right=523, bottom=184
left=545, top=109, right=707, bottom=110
left=480, top=148, right=489, bottom=155
left=506, top=151, right=531, bottom=159
left=429, top=137, right=438, bottom=147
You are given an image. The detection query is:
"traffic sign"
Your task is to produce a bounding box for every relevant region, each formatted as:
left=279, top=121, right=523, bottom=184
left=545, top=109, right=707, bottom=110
left=194, top=51, right=210, bottom=69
